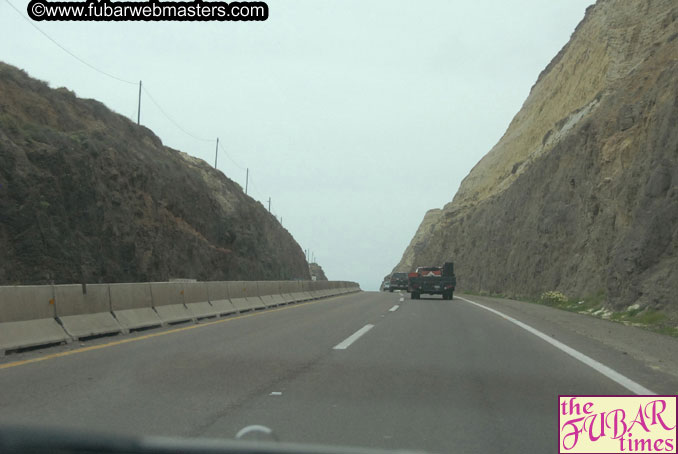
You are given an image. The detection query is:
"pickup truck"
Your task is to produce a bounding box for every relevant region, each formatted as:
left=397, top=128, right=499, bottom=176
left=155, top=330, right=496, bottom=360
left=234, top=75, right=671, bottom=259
left=408, top=262, right=456, bottom=300
left=389, top=272, right=409, bottom=291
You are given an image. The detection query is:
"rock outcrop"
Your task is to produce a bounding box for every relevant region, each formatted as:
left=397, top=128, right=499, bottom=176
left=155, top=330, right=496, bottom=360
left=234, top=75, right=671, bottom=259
left=309, top=262, right=328, bottom=281
left=0, top=62, right=310, bottom=284
left=394, top=0, right=678, bottom=315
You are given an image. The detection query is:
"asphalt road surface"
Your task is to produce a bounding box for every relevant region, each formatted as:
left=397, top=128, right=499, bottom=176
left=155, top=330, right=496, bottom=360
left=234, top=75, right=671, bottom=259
left=0, top=291, right=673, bottom=453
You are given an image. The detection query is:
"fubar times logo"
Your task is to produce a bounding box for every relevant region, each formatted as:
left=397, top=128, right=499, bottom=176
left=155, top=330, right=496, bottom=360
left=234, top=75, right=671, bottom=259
left=559, top=395, right=677, bottom=453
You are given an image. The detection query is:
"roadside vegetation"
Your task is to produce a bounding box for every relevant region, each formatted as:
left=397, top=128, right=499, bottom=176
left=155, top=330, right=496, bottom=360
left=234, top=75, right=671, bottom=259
left=463, top=289, right=678, bottom=338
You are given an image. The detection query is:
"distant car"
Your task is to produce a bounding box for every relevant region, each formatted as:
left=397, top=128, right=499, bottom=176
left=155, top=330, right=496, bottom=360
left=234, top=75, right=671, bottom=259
left=383, top=281, right=391, bottom=291
left=389, top=272, right=409, bottom=291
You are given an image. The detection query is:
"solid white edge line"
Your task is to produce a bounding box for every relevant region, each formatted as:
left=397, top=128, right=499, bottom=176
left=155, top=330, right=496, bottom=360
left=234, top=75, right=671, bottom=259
left=389, top=305, right=400, bottom=312
left=456, top=296, right=655, bottom=395
left=333, top=324, right=375, bottom=350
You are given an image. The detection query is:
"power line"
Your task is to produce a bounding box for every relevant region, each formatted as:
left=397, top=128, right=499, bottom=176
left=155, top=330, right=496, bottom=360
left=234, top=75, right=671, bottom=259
left=6, top=0, right=265, bottom=197
left=4, top=0, right=136, bottom=85
left=141, top=86, right=213, bottom=142
left=218, top=141, right=246, bottom=171
left=247, top=174, right=262, bottom=199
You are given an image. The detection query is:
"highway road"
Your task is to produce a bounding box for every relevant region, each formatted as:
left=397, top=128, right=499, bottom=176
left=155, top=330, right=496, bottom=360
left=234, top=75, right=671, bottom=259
left=0, top=291, right=676, bottom=453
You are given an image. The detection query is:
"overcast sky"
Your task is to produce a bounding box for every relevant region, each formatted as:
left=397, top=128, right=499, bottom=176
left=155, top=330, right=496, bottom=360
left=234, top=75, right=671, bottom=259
left=1, top=0, right=594, bottom=290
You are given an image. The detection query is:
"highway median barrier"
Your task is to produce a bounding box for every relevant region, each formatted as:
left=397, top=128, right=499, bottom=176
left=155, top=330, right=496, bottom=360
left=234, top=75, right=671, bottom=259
left=310, top=281, right=325, bottom=298
left=325, top=281, right=339, bottom=296
left=344, top=281, right=360, bottom=293
left=243, top=281, right=266, bottom=310
left=318, top=281, right=337, bottom=298
left=279, top=281, right=299, bottom=304
left=0, top=279, right=360, bottom=354
left=337, top=281, right=351, bottom=294
left=302, top=281, right=322, bottom=300
left=54, top=284, right=122, bottom=340
left=109, top=283, right=162, bottom=333
left=289, top=280, right=313, bottom=302
left=257, top=281, right=287, bottom=307
left=182, top=282, right=220, bottom=320
left=0, top=285, right=71, bottom=354
left=227, top=281, right=262, bottom=312
left=149, top=282, right=195, bottom=325
left=206, top=281, right=236, bottom=316
left=333, top=282, right=347, bottom=295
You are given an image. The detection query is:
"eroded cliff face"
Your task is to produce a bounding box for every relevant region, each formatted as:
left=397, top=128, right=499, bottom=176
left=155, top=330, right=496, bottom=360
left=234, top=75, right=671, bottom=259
left=0, top=62, right=310, bottom=284
left=395, top=0, right=678, bottom=314
left=393, top=209, right=441, bottom=273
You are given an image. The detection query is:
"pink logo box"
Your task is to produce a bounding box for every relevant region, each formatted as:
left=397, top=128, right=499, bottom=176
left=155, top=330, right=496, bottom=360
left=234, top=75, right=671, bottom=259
left=559, top=395, right=677, bottom=453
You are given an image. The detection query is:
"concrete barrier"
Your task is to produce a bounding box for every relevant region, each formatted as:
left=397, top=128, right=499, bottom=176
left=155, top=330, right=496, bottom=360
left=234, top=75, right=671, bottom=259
left=109, top=283, right=162, bottom=332
left=182, top=282, right=220, bottom=320
left=0, top=286, right=71, bottom=353
left=243, top=281, right=266, bottom=309
left=329, top=281, right=343, bottom=295
left=287, top=280, right=312, bottom=302
left=300, top=281, right=318, bottom=300
left=302, top=281, right=323, bottom=299
left=257, top=281, right=287, bottom=307
left=227, top=281, right=264, bottom=312
left=149, top=282, right=195, bottom=325
left=54, top=284, right=122, bottom=339
left=317, top=281, right=336, bottom=298
left=323, top=281, right=338, bottom=297
left=308, top=281, right=324, bottom=298
left=339, top=281, right=357, bottom=294
left=337, top=281, right=351, bottom=294
left=0, top=279, right=359, bottom=354
left=279, top=281, right=299, bottom=304
left=206, top=281, right=236, bottom=316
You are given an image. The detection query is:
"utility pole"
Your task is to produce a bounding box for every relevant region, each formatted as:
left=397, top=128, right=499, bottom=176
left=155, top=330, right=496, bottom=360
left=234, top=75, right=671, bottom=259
left=214, top=138, right=219, bottom=168
left=245, top=168, right=249, bottom=195
left=268, top=197, right=271, bottom=212
left=137, top=80, right=142, bottom=125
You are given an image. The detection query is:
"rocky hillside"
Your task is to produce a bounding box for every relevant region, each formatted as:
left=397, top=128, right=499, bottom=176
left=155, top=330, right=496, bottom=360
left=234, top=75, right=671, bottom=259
left=395, top=0, right=678, bottom=315
left=0, top=62, right=310, bottom=284
left=309, top=262, right=328, bottom=281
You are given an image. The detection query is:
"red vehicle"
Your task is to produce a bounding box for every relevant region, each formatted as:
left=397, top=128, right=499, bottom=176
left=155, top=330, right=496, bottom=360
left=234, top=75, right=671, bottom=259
left=408, top=262, right=456, bottom=300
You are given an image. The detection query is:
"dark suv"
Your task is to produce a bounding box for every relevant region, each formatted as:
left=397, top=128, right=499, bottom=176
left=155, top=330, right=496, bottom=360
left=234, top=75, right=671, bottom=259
left=389, top=272, right=409, bottom=291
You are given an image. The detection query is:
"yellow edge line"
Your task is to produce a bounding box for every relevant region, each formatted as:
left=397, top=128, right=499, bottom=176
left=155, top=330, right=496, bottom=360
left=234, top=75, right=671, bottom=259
left=0, top=296, right=342, bottom=371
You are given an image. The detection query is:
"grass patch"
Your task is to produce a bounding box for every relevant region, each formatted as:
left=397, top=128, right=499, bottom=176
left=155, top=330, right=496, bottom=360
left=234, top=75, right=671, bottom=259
left=611, top=308, right=667, bottom=325
left=609, top=309, right=678, bottom=337
left=462, top=289, right=678, bottom=338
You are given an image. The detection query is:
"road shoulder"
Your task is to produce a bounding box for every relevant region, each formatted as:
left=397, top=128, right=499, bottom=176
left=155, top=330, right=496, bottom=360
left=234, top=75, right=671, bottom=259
left=457, top=293, right=678, bottom=395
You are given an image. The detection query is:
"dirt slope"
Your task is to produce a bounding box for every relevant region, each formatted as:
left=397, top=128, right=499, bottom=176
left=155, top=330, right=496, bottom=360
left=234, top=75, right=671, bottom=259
left=0, top=62, right=310, bottom=284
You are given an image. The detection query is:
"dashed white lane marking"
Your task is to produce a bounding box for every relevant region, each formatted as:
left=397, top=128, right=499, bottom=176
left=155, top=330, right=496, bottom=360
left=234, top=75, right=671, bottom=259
left=389, top=305, right=400, bottom=312
left=399, top=297, right=404, bottom=302
left=270, top=392, right=282, bottom=396
left=456, top=296, right=655, bottom=395
left=333, top=324, right=374, bottom=350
